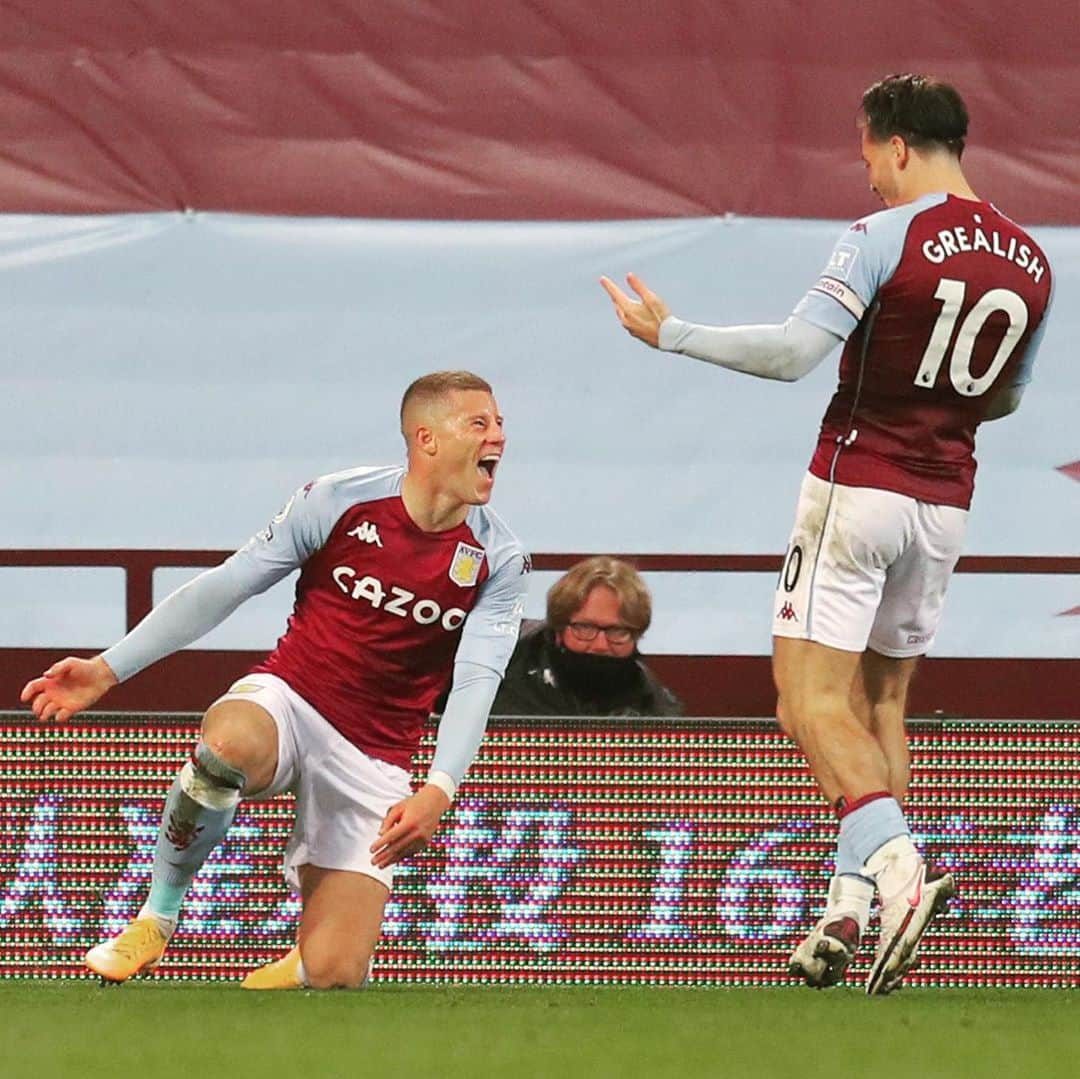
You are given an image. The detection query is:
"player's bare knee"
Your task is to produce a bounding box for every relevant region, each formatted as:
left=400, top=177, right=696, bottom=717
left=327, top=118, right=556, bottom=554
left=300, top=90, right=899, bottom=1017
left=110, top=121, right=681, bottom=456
left=201, top=703, right=276, bottom=787
left=199, top=727, right=255, bottom=778
left=302, top=952, right=371, bottom=990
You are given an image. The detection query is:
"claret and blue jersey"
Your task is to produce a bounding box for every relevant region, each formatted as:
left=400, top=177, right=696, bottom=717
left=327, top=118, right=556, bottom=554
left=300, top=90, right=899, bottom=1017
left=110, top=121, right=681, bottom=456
left=794, top=193, right=1053, bottom=509
left=230, top=465, right=528, bottom=769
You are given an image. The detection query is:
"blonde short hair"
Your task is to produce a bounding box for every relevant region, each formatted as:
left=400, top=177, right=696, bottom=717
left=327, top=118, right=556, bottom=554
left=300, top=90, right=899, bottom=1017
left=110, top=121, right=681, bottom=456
left=400, top=370, right=493, bottom=435
left=547, top=556, right=652, bottom=637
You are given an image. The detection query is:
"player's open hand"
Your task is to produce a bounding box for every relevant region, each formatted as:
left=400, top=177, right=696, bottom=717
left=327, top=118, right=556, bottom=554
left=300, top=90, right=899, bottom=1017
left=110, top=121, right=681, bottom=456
left=19, top=655, right=118, bottom=722
left=370, top=782, right=452, bottom=869
left=599, top=272, right=672, bottom=348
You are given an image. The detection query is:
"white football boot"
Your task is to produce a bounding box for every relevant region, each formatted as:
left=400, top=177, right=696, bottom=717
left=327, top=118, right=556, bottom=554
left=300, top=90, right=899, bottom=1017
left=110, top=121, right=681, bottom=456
left=865, top=836, right=955, bottom=996
left=789, top=874, right=873, bottom=988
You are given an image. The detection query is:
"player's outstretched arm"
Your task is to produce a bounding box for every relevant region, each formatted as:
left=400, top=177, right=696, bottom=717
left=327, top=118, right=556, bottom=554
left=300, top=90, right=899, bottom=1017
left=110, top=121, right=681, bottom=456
left=20, top=655, right=119, bottom=722
left=600, top=272, right=671, bottom=348
left=601, top=272, right=840, bottom=380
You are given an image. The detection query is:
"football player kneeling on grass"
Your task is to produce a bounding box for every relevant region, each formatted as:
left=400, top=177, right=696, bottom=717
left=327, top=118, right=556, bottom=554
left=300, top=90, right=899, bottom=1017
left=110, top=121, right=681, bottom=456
left=22, top=370, right=529, bottom=989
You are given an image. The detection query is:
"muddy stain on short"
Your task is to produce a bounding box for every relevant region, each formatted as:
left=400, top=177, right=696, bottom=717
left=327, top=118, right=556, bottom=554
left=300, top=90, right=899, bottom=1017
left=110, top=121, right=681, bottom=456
left=825, top=494, right=857, bottom=567
left=794, top=481, right=830, bottom=557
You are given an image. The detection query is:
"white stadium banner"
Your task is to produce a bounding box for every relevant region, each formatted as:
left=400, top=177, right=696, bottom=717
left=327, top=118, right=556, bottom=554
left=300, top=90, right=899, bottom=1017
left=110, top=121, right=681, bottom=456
left=1, top=213, right=1077, bottom=658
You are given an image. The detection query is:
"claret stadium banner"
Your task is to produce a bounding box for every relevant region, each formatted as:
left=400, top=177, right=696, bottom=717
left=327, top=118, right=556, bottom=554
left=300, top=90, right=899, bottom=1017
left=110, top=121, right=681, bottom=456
left=3, top=6, right=1078, bottom=725
left=2, top=713, right=1078, bottom=987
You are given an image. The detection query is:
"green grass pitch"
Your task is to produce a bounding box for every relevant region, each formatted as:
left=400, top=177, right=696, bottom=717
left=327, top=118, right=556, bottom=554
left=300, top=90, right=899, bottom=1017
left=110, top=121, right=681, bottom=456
left=3, top=982, right=1077, bottom=1079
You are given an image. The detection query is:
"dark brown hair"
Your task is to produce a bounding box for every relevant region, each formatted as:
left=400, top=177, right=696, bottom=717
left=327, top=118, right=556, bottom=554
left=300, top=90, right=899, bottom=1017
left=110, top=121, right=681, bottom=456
left=861, top=74, right=968, bottom=157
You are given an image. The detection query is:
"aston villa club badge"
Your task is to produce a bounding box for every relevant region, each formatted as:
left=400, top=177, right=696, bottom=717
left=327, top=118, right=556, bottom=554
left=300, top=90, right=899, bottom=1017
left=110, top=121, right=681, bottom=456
left=449, top=542, right=485, bottom=587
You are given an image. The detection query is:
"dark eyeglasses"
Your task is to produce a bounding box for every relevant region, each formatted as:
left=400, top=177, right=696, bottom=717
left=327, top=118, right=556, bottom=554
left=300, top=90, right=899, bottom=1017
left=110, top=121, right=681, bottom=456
left=567, top=621, right=636, bottom=645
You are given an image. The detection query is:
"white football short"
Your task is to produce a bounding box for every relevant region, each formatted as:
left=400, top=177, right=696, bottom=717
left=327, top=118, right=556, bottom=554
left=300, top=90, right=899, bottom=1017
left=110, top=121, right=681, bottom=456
left=772, top=472, right=968, bottom=657
left=213, top=672, right=412, bottom=892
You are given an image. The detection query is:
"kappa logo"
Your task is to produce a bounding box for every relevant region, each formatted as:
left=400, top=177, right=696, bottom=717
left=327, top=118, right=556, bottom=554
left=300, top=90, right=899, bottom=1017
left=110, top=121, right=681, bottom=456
left=777, top=602, right=799, bottom=622
left=348, top=521, right=383, bottom=547
left=449, top=542, right=485, bottom=587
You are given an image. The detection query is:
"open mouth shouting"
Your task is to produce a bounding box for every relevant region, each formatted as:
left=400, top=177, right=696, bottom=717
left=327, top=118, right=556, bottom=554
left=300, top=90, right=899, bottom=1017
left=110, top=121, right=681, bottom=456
left=477, top=453, right=500, bottom=484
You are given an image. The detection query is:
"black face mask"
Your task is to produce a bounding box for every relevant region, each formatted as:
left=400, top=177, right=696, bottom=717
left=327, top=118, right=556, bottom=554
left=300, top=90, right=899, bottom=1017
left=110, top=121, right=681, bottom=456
left=551, top=642, right=641, bottom=700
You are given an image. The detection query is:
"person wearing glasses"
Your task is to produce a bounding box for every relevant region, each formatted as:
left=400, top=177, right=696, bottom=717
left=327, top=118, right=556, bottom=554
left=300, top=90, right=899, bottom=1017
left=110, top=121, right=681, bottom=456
left=491, top=556, right=682, bottom=717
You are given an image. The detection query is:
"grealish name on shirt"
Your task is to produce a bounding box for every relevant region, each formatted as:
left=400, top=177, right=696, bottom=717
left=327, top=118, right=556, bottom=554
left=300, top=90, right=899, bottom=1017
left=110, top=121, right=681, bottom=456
left=922, top=224, right=1046, bottom=283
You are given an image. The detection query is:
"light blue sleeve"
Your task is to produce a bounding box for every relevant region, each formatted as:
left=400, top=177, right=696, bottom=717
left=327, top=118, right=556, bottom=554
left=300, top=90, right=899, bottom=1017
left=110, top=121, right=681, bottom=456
left=429, top=661, right=503, bottom=784
left=1010, top=276, right=1055, bottom=388
left=792, top=195, right=946, bottom=340
left=101, top=478, right=342, bottom=682
left=228, top=474, right=344, bottom=575
left=421, top=510, right=528, bottom=786
left=453, top=547, right=530, bottom=674
left=658, top=315, right=841, bottom=381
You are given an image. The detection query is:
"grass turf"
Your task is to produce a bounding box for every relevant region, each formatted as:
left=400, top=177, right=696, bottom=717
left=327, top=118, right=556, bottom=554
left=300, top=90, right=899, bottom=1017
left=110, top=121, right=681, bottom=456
left=2, top=982, right=1077, bottom=1079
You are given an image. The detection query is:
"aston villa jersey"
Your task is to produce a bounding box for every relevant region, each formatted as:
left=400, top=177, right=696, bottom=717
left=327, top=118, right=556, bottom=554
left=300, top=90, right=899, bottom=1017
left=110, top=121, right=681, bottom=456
left=231, top=466, right=529, bottom=769
left=794, top=193, right=1053, bottom=508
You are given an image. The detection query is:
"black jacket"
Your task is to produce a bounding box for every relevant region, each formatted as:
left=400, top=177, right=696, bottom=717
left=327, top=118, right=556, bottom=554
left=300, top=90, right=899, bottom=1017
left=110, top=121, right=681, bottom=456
left=491, top=623, right=684, bottom=717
